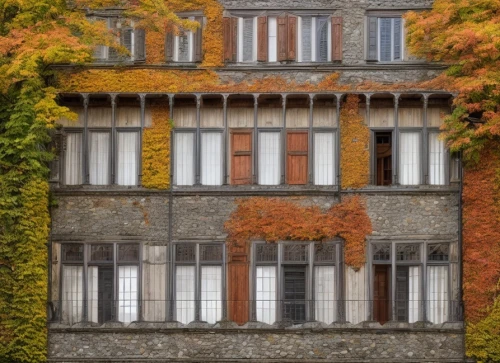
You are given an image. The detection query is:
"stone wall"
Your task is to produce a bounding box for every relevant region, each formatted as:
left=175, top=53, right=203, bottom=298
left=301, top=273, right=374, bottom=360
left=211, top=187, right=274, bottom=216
left=48, top=326, right=464, bottom=362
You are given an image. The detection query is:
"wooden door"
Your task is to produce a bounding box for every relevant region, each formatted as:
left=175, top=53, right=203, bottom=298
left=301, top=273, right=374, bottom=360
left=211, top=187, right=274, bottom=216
left=287, top=132, right=308, bottom=184
left=231, top=132, right=252, bottom=184
left=98, top=267, right=114, bottom=324
left=373, top=265, right=389, bottom=324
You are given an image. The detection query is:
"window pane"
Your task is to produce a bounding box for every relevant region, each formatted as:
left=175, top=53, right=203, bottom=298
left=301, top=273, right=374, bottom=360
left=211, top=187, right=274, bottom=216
left=315, top=244, right=336, bottom=262
left=268, top=17, right=277, bottom=62
left=200, top=245, right=223, bottom=262
left=176, top=266, right=195, bottom=324
left=87, top=266, right=98, bottom=323
left=301, top=16, right=312, bottom=62
left=396, top=243, right=420, bottom=261
left=88, top=266, right=114, bottom=324
left=117, top=132, right=138, bottom=186
left=242, top=18, right=254, bottom=62
left=175, top=244, right=196, bottom=262
left=201, top=266, right=222, bottom=324
left=256, top=244, right=278, bottom=262
left=118, top=266, right=138, bottom=323
left=201, top=132, right=222, bottom=185
left=379, top=18, right=392, bottom=61
left=316, top=16, right=328, bottom=62
left=62, top=266, right=83, bottom=324
left=62, top=244, right=84, bottom=262
left=283, top=244, right=308, bottom=262
left=409, top=266, right=420, bottom=323
left=393, top=18, right=402, bottom=60
left=89, top=132, right=110, bottom=185
left=427, top=266, right=449, bottom=324
left=175, top=133, right=195, bottom=186
left=314, top=132, right=335, bottom=185
left=177, top=30, right=191, bottom=62
left=314, top=266, right=336, bottom=323
left=428, top=243, right=449, bottom=261
left=429, top=133, right=445, bottom=185
left=65, top=133, right=83, bottom=185
left=256, top=266, right=276, bottom=324
left=258, top=132, right=281, bottom=185
left=118, top=244, right=140, bottom=262
left=283, top=267, right=306, bottom=322
left=399, top=132, right=421, bottom=185
left=89, top=245, right=113, bottom=262
left=372, top=243, right=391, bottom=261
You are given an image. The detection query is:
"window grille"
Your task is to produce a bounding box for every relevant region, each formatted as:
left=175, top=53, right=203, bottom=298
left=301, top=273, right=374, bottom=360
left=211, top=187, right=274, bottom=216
left=314, top=244, right=336, bottom=262
left=396, top=244, right=420, bottom=261
left=283, top=244, right=308, bottom=262
left=175, top=244, right=196, bottom=262
left=200, top=245, right=223, bottom=262
left=428, top=243, right=449, bottom=261
left=89, top=245, right=113, bottom=262
left=256, top=244, right=278, bottom=262
left=62, top=244, right=84, bottom=262
left=118, top=244, right=140, bottom=262
left=372, top=243, right=391, bottom=261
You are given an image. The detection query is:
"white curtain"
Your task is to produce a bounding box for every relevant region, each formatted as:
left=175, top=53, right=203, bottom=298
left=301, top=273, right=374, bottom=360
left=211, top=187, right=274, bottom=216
left=117, top=132, right=138, bottom=186
left=176, top=266, right=195, bottom=324
left=314, top=132, right=335, bottom=185
left=258, top=132, right=281, bottom=185
left=399, top=132, right=421, bottom=185
left=62, top=266, right=83, bottom=324
left=201, top=266, right=222, bottom=324
left=201, top=132, right=222, bottom=186
left=268, top=17, right=277, bottom=62
left=314, top=266, right=336, bottom=324
left=256, top=266, right=276, bottom=324
left=427, top=266, right=449, bottom=324
left=89, top=132, right=110, bottom=185
left=65, top=133, right=83, bottom=185
left=87, top=266, right=98, bottom=323
left=175, top=133, right=195, bottom=186
left=118, top=266, right=138, bottom=324
left=429, top=133, right=445, bottom=185
left=408, top=266, right=420, bottom=323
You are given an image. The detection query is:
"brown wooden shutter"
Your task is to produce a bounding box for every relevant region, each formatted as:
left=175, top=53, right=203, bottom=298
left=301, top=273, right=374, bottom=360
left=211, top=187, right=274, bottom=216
left=277, top=14, right=287, bottom=61
left=165, top=31, right=174, bottom=61
left=331, top=16, right=342, bottom=61
left=231, top=131, right=252, bottom=185
left=257, top=16, right=268, bottom=62
left=194, top=16, right=203, bottom=62
left=223, top=17, right=237, bottom=62
left=287, top=15, right=297, bottom=61
left=286, top=131, right=308, bottom=185
left=227, top=243, right=250, bottom=325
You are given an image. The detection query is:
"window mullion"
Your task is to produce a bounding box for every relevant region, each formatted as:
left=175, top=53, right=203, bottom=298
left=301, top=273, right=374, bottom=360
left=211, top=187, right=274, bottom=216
left=83, top=244, right=88, bottom=323
left=195, top=243, right=201, bottom=321
left=391, top=241, right=396, bottom=322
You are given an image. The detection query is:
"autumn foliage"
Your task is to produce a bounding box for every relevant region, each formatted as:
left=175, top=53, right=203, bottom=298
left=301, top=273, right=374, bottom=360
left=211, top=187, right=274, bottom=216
left=225, top=196, right=372, bottom=270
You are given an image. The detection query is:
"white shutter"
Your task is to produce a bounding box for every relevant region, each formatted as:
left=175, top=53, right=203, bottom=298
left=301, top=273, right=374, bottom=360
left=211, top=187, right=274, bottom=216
left=316, top=16, right=328, bottom=62
left=314, top=266, right=336, bottom=324
left=175, top=133, right=195, bottom=186
left=427, top=266, right=449, bottom=324
left=242, top=17, right=254, bottom=62
left=177, top=31, right=190, bottom=62
left=117, top=132, right=138, bottom=186
left=393, top=18, right=402, bottom=61
left=118, top=266, right=138, bottom=324
left=89, top=132, right=110, bottom=185
left=408, top=266, right=420, bottom=323
left=258, top=132, right=281, bottom=185
left=201, top=132, right=222, bottom=186
left=399, top=132, right=421, bottom=185
left=314, top=132, right=335, bottom=185
left=268, top=17, right=278, bottom=62
left=429, top=133, right=445, bottom=185
left=301, top=16, right=312, bottom=62
left=62, top=266, right=83, bottom=325
left=65, top=133, right=83, bottom=185
left=379, top=18, right=392, bottom=61
left=87, top=266, right=99, bottom=323
left=176, top=266, right=195, bottom=324
left=256, top=266, right=276, bottom=324
left=201, top=266, right=222, bottom=324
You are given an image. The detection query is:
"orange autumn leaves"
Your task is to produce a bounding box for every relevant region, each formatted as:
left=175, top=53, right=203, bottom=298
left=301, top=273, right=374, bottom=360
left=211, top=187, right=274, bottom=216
left=225, top=196, right=372, bottom=269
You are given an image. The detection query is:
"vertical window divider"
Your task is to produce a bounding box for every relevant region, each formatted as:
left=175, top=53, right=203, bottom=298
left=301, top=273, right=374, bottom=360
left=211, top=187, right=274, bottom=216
left=196, top=95, right=201, bottom=185
left=335, top=94, right=342, bottom=192
left=113, top=243, right=118, bottom=321
left=83, top=94, right=89, bottom=185
left=253, top=94, right=259, bottom=184
left=222, top=244, right=227, bottom=320
left=390, top=241, right=396, bottom=321
left=138, top=94, right=146, bottom=186
left=393, top=93, right=400, bottom=185
left=308, top=94, right=314, bottom=185
left=277, top=242, right=282, bottom=322
left=281, top=95, right=287, bottom=185
left=110, top=94, right=117, bottom=185
left=307, top=243, right=314, bottom=321
left=250, top=243, right=256, bottom=321
left=138, top=242, right=143, bottom=322
left=223, top=94, right=229, bottom=185
left=367, top=241, right=373, bottom=322
left=83, top=243, right=89, bottom=322
left=422, top=94, right=429, bottom=185
left=195, top=243, right=201, bottom=321
left=365, top=94, right=374, bottom=185
left=422, top=242, right=428, bottom=322
left=168, top=94, right=174, bottom=322
left=338, top=241, right=345, bottom=323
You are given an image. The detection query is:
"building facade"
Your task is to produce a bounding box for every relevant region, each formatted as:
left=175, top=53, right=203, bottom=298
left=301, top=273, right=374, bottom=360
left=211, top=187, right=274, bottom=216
left=48, top=0, right=465, bottom=361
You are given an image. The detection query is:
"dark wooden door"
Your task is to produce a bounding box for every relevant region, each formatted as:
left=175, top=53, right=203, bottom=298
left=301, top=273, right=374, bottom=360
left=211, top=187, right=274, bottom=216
left=283, top=266, right=306, bottom=322
left=98, top=267, right=114, bottom=324
left=396, top=266, right=409, bottom=322
left=373, top=265, right=389, bottom=324
left=287, top=132, right=308, bottom=185
left=231, top=132, right=252, bottom=184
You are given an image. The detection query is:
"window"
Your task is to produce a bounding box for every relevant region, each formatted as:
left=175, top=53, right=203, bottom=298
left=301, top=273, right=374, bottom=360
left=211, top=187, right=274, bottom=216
left=429, top=132, right=446, bottom=185
left=367, top=16, right=403, bottom=62
left=89, top=131, right=111, bottom=185
left=64, top=132, right=83, bottom=185
left=230, top=131, right=253, bottom=184
left=314, top=132, right=336, bottom=185
left=93, top=17, right=145, bottom=62
left=174, top=132, right=195, bottom=186
left=60, top=243, right=140, bottom=325
left=371, top=242, right=451, bottom=324
left=253, top=242, right=339, bottom=324
left=201, top=132, right=223, bottom=185
left=166, top=16, right=203, bottom=62
left=399, top=132, right=421, bottom=185
left=174, top=243, right=225, bottom=324
left=375, top=132, right=392, bottom=186
left=224, top=13, right=342, bottom=63
left=287, top=131, right=308, bottom=184
left=258, top=131, right=281, bottom=185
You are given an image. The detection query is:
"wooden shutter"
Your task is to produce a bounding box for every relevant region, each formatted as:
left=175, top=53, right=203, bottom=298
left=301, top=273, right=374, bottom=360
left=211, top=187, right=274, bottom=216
left=165, top=30, right=174, bottom=61
left=393, top=18, right=402, bottom=61
left=231, top=131, right=252, bottom=185
left=134, top=28, right=146, bottom=60
left=257, top=16, right=268, bottom=62
left=331, top=16, right=342, bottom=61
left=227, top=243, right=250, bottom=325
left=277, top=14, right=287, bottom=61
left=367, top=16, right=378, bottom=61
left=286, top=131, right=308, bottom=184
left=194, top=16, right=203, bottom=62
left=122, top=28, right=133, bottom=60
left=223, top=17, right=237, bottom=62
left=287, top=15, right=297, bottom=60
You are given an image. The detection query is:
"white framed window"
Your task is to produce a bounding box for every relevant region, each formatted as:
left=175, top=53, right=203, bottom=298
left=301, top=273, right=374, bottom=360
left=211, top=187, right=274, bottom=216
left=268, top=17, right=278, bottom=62
left=399, top=131, right=421, bottom=185
left=116, top=131, right=139, bottom=186
left=377, top=17, right=402, bottom=62
left=258, top=131, right=281, bottom=185
left=238, top=17, right=258, bottom=62
left=174, top=132, right=195, bottom=186
left=297, top=16, right=331, bottom=62
left=201, top=132, right=223, bottom=186
left=89, top=131, right=111, bottom=185
left=314, top=131, right=336, bottom=185
left=64, top=132, right=83, bottom=185
left=429, top=132, right=446, bottom=185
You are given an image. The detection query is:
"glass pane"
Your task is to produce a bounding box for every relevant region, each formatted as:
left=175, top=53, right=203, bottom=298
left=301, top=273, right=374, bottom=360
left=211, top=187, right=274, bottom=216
left=62, top=244, right=84, bottom=262
left=256, top=266, right=276, bottom=324
left=201, top=266, right=222, bottom=324
left=201, top=132, right=223, bottom=186
left=314, top=132, right=335, bottom=185
left=427, top=266, right=449, bottom=323
left=175, top=133, right=195, bottom=186
left=256, top=244, right=278, bottom=262
left=314, top=266, right=336, bottom=323
left=283, top=244, right=308, bottom=262
left=200, top=245, right=223, bottom=262
left=315, top=244, right=336, bottom=262
left=118, top=266, right=138, bottom=323
left=372, top=243, right=391, bottom=261
left=176, top=266, right=195, bottom=324
left=89, top=132, right=110, bottom=185
left=175, top=244, right=196, bottom=262
left=399, top=132, right=421, bottom=185
left=64, top=133, right=83, bottom=185
left=396, top=244, right=420, bottom=261
left=117, top=132, right=138, bottom=186
left=258, top=132, right=281, bottom=185
left=89, top=245, right=113, bottom=262
left=428, top=243, right=449, bottom=262
left=118, top=244, right=139, bottom=262
left=62, top=266, right=83, bottom=324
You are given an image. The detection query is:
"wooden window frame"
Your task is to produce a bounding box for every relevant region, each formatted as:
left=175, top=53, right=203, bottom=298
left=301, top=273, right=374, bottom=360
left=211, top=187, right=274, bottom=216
left=286, top=130, right=309, bottom=185
left=230, top=129, right=253, bottom=185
